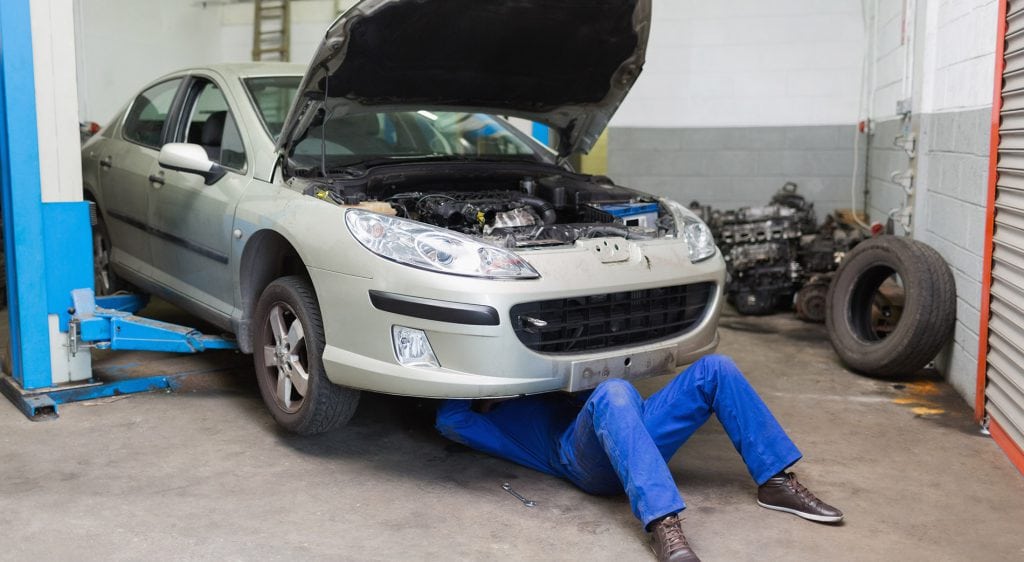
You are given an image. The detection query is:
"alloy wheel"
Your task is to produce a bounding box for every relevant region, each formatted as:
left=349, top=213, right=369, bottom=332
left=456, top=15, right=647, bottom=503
left=261, top=302, right=309, bottom=413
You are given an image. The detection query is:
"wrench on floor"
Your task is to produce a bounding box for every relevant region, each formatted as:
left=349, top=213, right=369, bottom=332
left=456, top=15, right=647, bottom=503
left=502, top=482, right=536, bottom=508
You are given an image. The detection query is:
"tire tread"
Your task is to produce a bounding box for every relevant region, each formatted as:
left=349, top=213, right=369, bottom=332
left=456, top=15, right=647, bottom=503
left=254, top=275, right=359, bottom=435
left=826, top=236, right=957, bottom=377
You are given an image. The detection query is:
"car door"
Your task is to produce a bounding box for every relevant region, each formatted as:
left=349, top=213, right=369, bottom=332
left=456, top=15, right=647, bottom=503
left=96, top=78, right=184, bottom=276
left=147, top=75, right=252, bottom=316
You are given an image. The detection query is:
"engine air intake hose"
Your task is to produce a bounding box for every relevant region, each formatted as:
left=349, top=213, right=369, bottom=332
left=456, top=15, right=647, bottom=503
left=513, top=195, right=557, bottom=225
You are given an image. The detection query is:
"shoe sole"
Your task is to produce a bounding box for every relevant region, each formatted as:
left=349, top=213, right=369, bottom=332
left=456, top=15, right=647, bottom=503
left=757, top=500, right=843, bottom=523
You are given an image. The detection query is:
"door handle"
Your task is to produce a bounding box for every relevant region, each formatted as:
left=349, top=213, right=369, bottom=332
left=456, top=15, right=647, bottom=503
left=148, top=173, right=165, bottom=187
left=99, top=156, right=112, bottom=170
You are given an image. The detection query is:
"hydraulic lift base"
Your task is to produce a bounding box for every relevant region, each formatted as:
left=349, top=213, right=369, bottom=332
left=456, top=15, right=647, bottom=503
left=1, top=290, right=240, bottom=421
left=0, top=369, right=226, bottom=421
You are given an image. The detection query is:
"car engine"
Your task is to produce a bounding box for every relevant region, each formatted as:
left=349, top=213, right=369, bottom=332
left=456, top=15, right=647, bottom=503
left=692, top=184, right=864, bottom=319
left=385, top=189, right=662, bottom=249
left=303, top=172, right=675, bottom=249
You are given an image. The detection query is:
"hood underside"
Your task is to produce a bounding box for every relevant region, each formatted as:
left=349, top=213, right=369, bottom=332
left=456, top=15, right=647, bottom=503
left=279, top=0, right=651, bottom=158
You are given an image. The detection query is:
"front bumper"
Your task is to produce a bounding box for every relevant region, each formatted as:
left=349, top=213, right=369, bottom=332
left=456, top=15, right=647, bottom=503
left=309, top=239, right=726, bottom=398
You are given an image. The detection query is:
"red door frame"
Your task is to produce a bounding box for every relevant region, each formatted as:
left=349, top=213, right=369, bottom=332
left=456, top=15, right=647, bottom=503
left=978, top=0, right=1024, bottom=477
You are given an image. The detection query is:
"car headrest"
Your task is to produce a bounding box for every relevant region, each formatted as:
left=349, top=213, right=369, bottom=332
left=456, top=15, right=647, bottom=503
left=201, top=111, right=228, bottom=146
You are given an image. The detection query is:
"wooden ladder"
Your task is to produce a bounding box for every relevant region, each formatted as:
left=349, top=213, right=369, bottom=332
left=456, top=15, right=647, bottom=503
left=252, top=0, right=290, bottom=62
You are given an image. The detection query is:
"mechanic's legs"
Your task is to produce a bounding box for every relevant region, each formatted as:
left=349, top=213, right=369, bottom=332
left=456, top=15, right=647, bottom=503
left=643, top=355, right=803, bottom=486
left=559, top=379, right=686, bottom=529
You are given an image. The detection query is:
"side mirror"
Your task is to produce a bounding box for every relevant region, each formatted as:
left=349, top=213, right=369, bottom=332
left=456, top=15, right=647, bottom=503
left=158, top=143, right=226, bottom=186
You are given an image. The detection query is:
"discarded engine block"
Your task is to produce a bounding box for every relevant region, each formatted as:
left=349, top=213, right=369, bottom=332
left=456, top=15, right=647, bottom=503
left=692, top=183, right=863, bottom=318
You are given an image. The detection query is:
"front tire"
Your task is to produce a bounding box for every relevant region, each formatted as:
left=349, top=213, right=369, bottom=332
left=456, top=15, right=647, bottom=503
left=253, top=276, right=360, bottom=435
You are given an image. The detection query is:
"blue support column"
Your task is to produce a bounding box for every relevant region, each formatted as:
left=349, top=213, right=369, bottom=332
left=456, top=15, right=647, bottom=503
left=0, top=0, right=55, bottom=389
left=531, top=122, right=551, bottom=147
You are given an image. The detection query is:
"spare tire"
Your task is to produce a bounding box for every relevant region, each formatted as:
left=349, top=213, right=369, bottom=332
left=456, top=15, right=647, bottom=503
left=825, top=236, right=956, bottom=377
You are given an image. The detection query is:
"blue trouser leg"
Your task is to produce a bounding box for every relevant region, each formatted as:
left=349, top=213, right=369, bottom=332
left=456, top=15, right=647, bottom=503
left=643, top=355, right=803, bottom=486
left=559, top=378, right=685, bottom=529
left=557, top=355, right=803, bottom=529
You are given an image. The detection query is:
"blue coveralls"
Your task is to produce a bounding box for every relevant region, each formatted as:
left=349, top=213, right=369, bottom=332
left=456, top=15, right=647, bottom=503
left=435, top=355, right=803, bottom=529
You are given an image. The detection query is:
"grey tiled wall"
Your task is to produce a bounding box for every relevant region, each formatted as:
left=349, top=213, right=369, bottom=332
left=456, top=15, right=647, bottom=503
left=607, top=125, right=867, bottom=217
left=915, top=108, right=991, bottom=404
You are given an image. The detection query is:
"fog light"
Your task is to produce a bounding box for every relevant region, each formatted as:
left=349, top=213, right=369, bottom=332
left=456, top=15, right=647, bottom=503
left=392, top=326, right=440, bottom=368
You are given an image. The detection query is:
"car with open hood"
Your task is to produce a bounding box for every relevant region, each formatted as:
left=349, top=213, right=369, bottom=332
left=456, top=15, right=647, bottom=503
left=81, top=0, right=725, bottom=435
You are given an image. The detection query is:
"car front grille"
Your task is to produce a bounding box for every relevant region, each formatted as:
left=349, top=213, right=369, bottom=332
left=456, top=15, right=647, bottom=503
left=510, top=282, right=715, bottom=354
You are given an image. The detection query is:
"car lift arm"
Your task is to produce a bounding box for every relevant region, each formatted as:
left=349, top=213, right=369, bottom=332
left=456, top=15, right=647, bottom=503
left=69, top=289, right=238, bottom=354
left=0, top=289, right=239, bottom=421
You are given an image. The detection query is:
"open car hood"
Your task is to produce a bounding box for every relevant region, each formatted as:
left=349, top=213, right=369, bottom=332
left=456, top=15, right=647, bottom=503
left=277, top=0, right=651, bottom=160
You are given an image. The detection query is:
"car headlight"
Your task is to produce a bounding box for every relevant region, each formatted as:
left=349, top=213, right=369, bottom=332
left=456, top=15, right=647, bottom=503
left=661, top=199, right=717, bottom=263
left=345, top=209, right=541, bottom=279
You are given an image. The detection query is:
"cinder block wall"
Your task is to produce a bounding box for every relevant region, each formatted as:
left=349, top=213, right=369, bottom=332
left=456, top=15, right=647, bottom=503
left=608, top=125, right=866, bottom=216
left=914, top=1, right=995, bottom=404
left=916, top=110, right=992, bottom=401
left=862, top=0, right=996, bottom=404
left=865, top=118, right=914, bottom=231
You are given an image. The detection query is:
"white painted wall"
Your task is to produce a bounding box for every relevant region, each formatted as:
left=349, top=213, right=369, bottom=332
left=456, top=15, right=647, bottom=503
left=865, top=0, right=917, bottom=119
left=612, top=0, right=867, bottom=128
left=866, top=0, right=998, bottom=119
left=74, top=0, right=359, bottom=125
left=75, top=0, right=224, bottom=124
left=920, top=0, right=998, bottom=113
left=220, top=0, right=358, bottom=65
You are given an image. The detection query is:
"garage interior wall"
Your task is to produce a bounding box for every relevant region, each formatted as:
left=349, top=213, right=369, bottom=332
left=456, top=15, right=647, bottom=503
left=861, top=0, right=998, bottom=405
left=608, top=1, right=868, bottom=216
left=916, top=0, right=998, bottom=406
left=74, top=0, right=223, bottom=125
left=73, top=0, right=359, bottom=126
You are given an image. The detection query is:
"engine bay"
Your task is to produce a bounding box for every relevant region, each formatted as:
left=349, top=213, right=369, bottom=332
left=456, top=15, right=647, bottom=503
left=298, top=167, right=679, bottom=249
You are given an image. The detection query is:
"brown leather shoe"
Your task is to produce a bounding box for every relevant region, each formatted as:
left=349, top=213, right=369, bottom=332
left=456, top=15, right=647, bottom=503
left=649, top=514, right=701, bottom=562
left=757, top=472, right=843, bottom=523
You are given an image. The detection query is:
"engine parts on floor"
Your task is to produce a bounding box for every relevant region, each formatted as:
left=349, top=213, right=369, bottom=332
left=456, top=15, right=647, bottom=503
left=794, top=278, right=829, bottom=323
left=824, top=235, right=956, bottom=377
left=692, top=184, right=863, bottom=319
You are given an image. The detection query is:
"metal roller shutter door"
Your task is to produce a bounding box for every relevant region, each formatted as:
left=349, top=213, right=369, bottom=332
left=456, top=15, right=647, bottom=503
left=987, top=0, right=1024, bottom=457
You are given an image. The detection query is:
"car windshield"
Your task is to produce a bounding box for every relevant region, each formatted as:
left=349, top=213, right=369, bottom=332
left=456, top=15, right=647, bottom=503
left=244, top=77, right=553, bottom=174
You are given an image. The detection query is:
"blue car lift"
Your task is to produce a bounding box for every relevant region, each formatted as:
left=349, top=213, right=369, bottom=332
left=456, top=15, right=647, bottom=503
left=0, top=290, right=238, bottom=420
left=0, top=0, right=237, bottom=421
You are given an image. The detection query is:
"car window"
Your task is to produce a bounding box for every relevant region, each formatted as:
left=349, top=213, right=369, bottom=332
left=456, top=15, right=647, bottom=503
left=244, top=76, right=301, bottom=140
left=292, top=111, right=544, bottom=171
left=123, top=79, right=182, bottom=149
left=183, top=79, right=247, bottom=172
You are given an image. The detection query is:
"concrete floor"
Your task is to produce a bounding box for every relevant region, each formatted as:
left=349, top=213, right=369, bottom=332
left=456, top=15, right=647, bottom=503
left=1, top=303, right=1023, bottom=561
